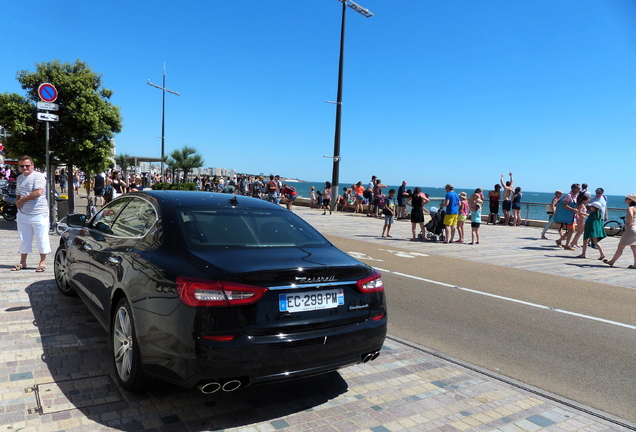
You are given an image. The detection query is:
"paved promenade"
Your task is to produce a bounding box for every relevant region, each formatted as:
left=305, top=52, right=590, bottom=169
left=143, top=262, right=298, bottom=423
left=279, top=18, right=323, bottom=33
left=1, top=202, right=634, bottom=432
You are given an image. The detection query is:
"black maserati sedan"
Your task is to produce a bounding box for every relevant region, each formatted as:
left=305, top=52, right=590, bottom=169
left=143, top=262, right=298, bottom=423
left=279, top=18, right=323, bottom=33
left=54, top=191, right=387, bottom=393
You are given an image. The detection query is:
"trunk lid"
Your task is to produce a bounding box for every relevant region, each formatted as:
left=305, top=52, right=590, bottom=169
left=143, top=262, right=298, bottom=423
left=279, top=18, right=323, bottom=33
left=186, top=246, right=380, bottom=336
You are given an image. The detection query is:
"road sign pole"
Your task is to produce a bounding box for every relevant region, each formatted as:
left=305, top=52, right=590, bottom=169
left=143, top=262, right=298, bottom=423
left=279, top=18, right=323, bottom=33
left=36, top=82, right=58, bottom=228
left=45, top=120, right=54, bottom=230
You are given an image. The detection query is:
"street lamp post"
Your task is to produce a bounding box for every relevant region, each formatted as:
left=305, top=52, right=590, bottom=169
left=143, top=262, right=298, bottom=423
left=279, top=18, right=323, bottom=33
left=148, top=65, right=180, bottom=182
left=330, top=0, right=373, bottom=211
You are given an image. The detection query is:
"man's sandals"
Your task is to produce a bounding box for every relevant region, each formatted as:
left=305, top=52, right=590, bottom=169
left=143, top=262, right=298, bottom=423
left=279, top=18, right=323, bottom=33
left=11, top=264, right=46, bottom=272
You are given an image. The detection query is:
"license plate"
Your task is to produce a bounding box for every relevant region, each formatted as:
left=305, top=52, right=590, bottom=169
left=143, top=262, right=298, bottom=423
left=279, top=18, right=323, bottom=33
left=279, top=289, right=345, bottom=312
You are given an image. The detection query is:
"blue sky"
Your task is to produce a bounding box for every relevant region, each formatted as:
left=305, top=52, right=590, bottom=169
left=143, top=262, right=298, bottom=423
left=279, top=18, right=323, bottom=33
left=3, top=1, right=636, bottom=195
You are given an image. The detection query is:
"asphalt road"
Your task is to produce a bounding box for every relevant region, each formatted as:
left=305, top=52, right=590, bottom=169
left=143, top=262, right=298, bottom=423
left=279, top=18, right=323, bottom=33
left=327, top=235, right=636, bottom=423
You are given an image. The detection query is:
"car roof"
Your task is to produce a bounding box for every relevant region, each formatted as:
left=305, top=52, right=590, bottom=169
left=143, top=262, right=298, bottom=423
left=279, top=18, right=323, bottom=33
left=133, top=190, right=284, bottom=210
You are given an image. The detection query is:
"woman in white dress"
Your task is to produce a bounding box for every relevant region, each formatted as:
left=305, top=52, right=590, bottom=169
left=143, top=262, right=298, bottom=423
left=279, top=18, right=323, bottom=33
left=604, top=193, right=636, bottom=268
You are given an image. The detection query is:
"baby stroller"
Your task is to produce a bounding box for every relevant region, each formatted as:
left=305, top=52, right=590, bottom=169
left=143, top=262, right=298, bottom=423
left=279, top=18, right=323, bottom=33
left=424, top=207, right=445, bottom=242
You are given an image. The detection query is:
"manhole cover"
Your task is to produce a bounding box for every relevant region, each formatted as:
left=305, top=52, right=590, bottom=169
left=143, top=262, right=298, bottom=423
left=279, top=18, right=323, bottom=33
left=28, top=375, right=122, bottom=414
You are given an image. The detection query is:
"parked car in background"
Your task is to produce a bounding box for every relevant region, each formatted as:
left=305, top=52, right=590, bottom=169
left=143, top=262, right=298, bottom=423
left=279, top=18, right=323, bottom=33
left=54, top=191, right=387, bottom=393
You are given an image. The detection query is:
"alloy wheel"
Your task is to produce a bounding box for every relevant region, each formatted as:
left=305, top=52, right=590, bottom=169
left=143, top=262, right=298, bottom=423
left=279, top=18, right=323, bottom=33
left=113, top=306, right=133, bottom=382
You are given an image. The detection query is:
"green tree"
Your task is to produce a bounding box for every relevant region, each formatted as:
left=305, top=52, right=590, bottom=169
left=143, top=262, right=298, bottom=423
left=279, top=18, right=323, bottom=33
left=0, top=59, right=122, bottom=173
left=165, top=146, right=204, bottom=182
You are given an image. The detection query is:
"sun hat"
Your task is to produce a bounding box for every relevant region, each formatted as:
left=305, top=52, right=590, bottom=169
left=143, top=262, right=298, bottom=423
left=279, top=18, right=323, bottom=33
left=626, top=193, right=636, bottom=203
left=588, top=202, right=602, bottom=209
left=459, top=192, right=467, bottom=198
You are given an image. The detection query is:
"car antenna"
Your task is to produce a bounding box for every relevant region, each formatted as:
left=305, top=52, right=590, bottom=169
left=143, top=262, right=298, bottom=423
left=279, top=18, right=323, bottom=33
left=228, top=196, right=238, bottom=207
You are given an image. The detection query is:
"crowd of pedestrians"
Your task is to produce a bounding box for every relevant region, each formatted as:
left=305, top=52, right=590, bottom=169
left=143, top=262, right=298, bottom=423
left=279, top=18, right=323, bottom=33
left=305, top=173, right=636, bottom=269
left=540, top=182, right=636, bottom=268
left=317, top=175, right=494, bottom=246
left=307, top=176, right=488, bottom=246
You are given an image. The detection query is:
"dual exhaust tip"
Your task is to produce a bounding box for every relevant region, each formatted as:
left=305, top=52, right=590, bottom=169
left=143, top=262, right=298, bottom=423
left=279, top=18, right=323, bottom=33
left=362, top=351, right=380, bottom=363
left=197, top=379, right=243, bottom=394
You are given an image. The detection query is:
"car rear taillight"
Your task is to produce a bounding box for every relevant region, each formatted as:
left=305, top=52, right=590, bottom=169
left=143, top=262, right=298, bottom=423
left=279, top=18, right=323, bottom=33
left=176, top=277, right=268, bottom=307
left=356, top=271, right=384, bottom=293
left=200, top=335, right=237, bottom=341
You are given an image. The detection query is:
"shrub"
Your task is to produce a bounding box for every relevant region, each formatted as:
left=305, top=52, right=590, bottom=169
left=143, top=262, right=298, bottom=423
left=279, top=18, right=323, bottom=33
left=151, top=182, right=171, bottom=190
left=151, top=182, right=197, bottom=191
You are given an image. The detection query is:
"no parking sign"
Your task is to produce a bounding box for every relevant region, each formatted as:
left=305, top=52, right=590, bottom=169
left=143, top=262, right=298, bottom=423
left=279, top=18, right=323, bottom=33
left=38, top=83, right=58, bottom=102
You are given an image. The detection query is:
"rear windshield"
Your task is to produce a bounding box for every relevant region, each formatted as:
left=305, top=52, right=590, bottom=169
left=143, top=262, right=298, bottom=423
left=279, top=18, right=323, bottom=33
left=178, top=208, right=331, bottom=249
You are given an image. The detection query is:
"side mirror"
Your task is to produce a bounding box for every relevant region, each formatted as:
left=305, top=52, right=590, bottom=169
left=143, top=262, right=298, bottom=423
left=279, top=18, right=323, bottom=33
left=67, top=213, right=87, bottom=227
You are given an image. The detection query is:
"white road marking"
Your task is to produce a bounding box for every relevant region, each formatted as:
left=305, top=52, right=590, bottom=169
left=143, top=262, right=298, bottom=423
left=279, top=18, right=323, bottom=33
left=376, top=267, right=636, bottom=331
left=347, top=252, right=383, bottom=262
left=378, top=249, right=429, bottom=258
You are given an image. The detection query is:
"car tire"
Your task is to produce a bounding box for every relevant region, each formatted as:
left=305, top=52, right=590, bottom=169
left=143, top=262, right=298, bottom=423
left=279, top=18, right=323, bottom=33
left=112, top=298, right=151, bottom=392
left=54, top=246, right=77, bottom=297
left=2, top=204, right=17, bottom=221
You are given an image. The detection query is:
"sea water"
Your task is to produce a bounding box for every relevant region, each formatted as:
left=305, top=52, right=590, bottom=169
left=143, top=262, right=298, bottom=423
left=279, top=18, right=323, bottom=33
left=286, top=181, right=627, bottom=222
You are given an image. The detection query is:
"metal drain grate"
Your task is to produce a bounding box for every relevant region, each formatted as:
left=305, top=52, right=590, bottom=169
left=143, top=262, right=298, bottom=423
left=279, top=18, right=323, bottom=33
left=26, top=375, right=123, bottom=415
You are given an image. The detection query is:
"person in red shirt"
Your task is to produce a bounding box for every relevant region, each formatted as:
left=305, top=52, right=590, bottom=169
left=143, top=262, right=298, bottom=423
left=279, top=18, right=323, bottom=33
left=280, top=184, right=298, bottom=211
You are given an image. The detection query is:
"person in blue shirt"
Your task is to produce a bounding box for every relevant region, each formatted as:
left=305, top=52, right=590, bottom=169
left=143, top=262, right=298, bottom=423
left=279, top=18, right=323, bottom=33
left=443, top=183, right=460, bottom=243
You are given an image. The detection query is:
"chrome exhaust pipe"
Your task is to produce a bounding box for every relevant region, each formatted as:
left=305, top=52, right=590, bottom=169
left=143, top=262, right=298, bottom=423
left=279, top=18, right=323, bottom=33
left=222, top=379, right=242, bottom=392
left=362, top=351, right=380, bottom=363
left=197, top=381, right=222, bottom=394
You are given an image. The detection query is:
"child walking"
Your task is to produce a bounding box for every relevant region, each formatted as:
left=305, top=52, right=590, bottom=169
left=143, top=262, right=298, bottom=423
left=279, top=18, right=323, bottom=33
left=322, top=181, right=332, bottom=215
left=456, top=192, right=469, bottom=242
left=576, top=201, right=606, bottom=260
left=381, top=189, right=397, bottom=238
left=469, top=199, right=483, bottom=245
left=570, top=194, right=590, bottom=248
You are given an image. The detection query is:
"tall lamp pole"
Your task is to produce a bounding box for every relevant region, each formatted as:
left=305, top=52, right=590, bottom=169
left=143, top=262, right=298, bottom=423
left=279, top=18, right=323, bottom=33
left=148, top=64, right=179, bottom=181
left=330, top=0, right=373, bottom=211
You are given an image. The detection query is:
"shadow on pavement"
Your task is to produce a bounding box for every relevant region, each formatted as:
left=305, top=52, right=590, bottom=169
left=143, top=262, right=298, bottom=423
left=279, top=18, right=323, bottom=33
left=0, top=218, right=16, bottom=231
left=26, top=280, right=349, bottom=431
left=520, top=246, right=560, bottom=251
left=564, top=261, right=612, bottom=268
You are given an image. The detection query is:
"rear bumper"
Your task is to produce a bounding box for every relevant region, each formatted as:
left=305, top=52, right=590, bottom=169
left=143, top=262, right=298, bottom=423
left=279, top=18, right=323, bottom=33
left=142, top=318, right=387, bottom=389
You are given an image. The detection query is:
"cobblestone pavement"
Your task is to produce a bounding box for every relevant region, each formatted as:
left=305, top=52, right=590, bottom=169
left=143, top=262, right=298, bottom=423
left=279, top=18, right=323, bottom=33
left=1, top=206, right=634, bottom=432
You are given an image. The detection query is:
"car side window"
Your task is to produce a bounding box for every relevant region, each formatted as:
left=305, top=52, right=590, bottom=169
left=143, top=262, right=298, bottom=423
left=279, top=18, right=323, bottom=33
left=91, top=199, right=130, bottom=233
left=109, top=199, right=158, bottom=238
